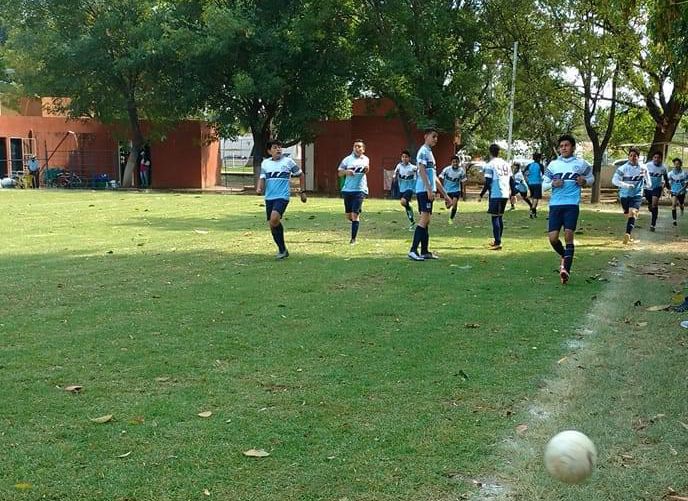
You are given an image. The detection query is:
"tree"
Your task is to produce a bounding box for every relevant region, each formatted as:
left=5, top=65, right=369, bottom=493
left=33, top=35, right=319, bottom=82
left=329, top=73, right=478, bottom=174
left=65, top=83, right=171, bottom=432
left=1, top=0, right=200, bottom=186
left=192, top=0, right=356, bottom=179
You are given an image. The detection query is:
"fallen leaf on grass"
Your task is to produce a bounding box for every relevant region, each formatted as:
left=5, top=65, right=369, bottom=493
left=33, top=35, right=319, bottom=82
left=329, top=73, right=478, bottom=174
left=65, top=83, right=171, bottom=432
left=154, top=376, right=170, bottom=382
left=646, top=305, right=671, bottom=312
left=203, top=489, right=211, bottom=496
left=117, top=451, right=132, bottom=458
left=464, top=323, right=480, bottom=329
left=243, top=449, right=270, bottom=458
left=90, top=414, right=113, bottom=424
left=14, top=482, right=32, bottom=490
left=193, top=229, right=209, bottom=234
left=515, top=424, right=528, bottom=435
left=636, top=322, right=648, bottom=327
left=671, top=293, right=686, bottom=305
left=64, top=385, right=83, bottom=393
left=679, top=421, right=688, bottom=431
left=198, top=411, right=212, bottom=418
left=557, top=357, right=568, bottom=364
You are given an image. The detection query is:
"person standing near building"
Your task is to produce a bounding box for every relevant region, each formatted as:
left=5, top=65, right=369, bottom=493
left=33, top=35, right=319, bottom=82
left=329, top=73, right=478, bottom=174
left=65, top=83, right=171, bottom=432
left=338, top=139, right=369, bottom=245
left=612, top=147, right=650, bottom=245
left=256, top=140, right=307, bottom=259
left=27, top=154, right=39, bottom=188
left=139, top=151, right=151, bottom=188
left=524, top=152, right=544, bottom=218
left=408, top=128, right=452, bottom=261
left=644, top=151, right=670, bottom=231
left=542, top=134, right=594, bottom=284
left=393, top=149, right=418, bottom=230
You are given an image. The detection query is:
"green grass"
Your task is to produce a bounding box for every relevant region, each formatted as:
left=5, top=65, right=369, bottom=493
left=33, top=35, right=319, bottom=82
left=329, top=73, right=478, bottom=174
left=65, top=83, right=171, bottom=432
left=0, top=191, right=683, bottom=500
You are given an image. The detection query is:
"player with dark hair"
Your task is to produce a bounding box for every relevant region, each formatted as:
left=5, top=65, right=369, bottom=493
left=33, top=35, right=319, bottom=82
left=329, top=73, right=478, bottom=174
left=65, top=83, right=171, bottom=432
left=612, top=147, right=650, bottom=244
left=669, top=158, right=688, bottom=226
left=338, top=139, right=369, bottom=245
left=479, top=143, right=513, bottom=250
left=393, top=149, right=418, bottom=230
left=439, top=155, right=467, bottom=225
left=644, top=151, right=670, bottom=231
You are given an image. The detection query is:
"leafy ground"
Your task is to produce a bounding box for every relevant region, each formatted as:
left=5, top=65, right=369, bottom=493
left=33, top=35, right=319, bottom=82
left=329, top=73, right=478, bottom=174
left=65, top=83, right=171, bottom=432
left=0, top=190, right=685, bottom=501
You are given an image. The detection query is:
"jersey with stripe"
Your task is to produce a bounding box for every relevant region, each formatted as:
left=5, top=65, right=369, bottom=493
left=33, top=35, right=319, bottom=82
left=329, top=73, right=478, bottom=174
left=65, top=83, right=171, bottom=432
left=415, top=144, right=437, bottom=193
left=524, top=161, right=543, bottom=184
left=612, top=162, right=650, bottom=198
left=260, top=155, right=302, bottom=200
left=339, top=153, right=370, bottom=194
left=645, top=161, right=667, bottom=189
left=543, top=156, right=594, bottom=206
left=439, top=165, right=466, bottom=193
left=514, top=171, right=528, bottom=192
left=483, top=158, right=512, bottom=199
left=394, top=162, right=418, bottom=192
left=669, top=169, right=688, bottom=194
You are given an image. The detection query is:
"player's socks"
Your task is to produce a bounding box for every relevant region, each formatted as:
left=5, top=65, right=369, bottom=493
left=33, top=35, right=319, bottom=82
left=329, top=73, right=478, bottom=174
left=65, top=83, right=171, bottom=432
left=651, top=206, right=658, bottom=227
left=626, top=217, right=636, bottom=234
left=450, top=206, right=457, bottom=219
left=271, top=224, right=286, bottom=253
left=525, top=197, right=533, bottom=209
left=672, top=208, right=677, bottom=222
left=550, top=239, right=565, bottom=257
left=420, top=227, right=430, bottom=255
left=499, top=216, right=504, bottom=238
left=351, top=221, right=360, bottom=240
left=491, top=216, right=501, bottom=245
left=564, top=243, right=574, bottom=272
left=405, top=206, right=415, bottom=223
left=410, top=225, right=424, bottom=253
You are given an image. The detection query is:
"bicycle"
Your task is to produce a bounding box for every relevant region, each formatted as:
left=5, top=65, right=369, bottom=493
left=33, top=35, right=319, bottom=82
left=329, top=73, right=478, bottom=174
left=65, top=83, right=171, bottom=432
left=56, top=171, right=84, bottom=188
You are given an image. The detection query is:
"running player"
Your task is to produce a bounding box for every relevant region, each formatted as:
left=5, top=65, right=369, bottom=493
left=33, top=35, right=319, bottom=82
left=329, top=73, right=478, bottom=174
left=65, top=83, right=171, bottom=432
left=644, top=151, right=670, bottom=231
left=543, top=134, right=594, bottom=284
left=408, top=128, right=453, bottom=261
left=393, top=150, right=418, bottom=230
left=513, top=163, right=534, bottom=214
left=439, top=155, right=467, bottom=225
left=338, top=139, right=369, bottom=245
left=669, top=158, right=688, bottom=226
left=524, top=152, right=544, bottom=218
left=256, top=140, right=307, bottom=259
left=479, top=144, right=513, bottom=250
left=612, top=147, right=651, bottom=244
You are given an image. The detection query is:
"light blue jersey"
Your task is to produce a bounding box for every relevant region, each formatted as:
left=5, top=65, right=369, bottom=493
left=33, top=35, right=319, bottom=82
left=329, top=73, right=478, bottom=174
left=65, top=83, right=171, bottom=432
left=612, top=162, right=650, bottom=198
left=543, top=156, right=594, bottom=206
left=669, top=169, right=688, bottom=194
left=394, top=162, right=417, bottom=192
left=514, top=171, right=528, bottom=193
left=439, top=165, right=466, bottom=194
left=339, top=153, right=369, bottom=194
left=260, top=155, right=302, bottom=200
left=483, top=158, right=512, bottom=199
left=524, top=161, right=543, bottom=185
left=415, top=144, right=437, bottom=193
left=645, top=161, right=667, bottom=189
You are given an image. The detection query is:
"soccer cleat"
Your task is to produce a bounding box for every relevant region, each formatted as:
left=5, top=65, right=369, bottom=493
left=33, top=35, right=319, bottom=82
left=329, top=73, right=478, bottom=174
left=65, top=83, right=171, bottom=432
left=509, top=206, right=516, bottom=211
left=275, top=249, right=289, bottom=260
left=673, top=221, right=678, bottom=226
left=408, top=222, right=416, bottom=231
left=407, top=251, right=425, bottom=261
left=349, top=238, right=356, bottom=245
left=559, top=266, right=570, bottom=285
left=421, top=252, right=439, bottom=260
left=649, top=225, right=655, bottom=232
left=623, top=233, right=631, bottom=245
left=488, top=241, right=502, bottom=250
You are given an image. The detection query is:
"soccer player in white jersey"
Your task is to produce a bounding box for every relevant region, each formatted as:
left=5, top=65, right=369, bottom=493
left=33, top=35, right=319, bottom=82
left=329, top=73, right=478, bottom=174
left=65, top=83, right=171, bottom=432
left=644, top=151, right=670, bottom=231
left=393, top=150, right=418, bottom=229
left=543, top=134, right=594, bottom=284
left=256, top=140, right=306, bottom=259
left=338, top=139, right=369, bottom=245
left=479, top=144, right=513, bottom=250
left=512, top=163, right=534, bottom=214
left=439, top=155, right=467, bottom=225
left=612, top=147, right=651, bottom=244
left=408, top=128, right=452, bottom=261
left=669, top=158, right=688, bottom=226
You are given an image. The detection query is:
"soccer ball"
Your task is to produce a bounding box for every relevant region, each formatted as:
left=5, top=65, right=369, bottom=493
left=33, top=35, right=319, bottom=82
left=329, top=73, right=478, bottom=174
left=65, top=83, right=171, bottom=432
left=544, top=430, right=597, bottom=484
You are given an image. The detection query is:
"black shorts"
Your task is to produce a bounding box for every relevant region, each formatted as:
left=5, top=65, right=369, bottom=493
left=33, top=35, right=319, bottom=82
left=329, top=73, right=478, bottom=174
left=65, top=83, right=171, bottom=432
left=417, top=192, right=434, bottom=214
left=620, top=196, right=642, bottom=214
left=400, top=189, right=414, bottom=202
left=265, top=198, right=289, bottom=219
left=488, top=198, right=508, bottom=215
left=643, top=187, right=662, bottom=204
left=548, top=204, right=580, bottom=232
left=343, top=191, right=366, bottom=214
left=447, top=191, right=461, bottom=199
left=528, top=184, right=542, bottom=199
left=672, top=193, right=686, bottom=205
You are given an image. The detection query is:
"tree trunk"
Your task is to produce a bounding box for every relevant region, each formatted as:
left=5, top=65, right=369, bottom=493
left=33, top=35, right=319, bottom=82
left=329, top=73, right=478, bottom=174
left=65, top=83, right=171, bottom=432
left=649, top=110, right=684, bottom=158
left=250, top=122, right=271, bottom=186
left=121, top=99, right=145, bottom=188
left=590, top=148, right=604, bottom=204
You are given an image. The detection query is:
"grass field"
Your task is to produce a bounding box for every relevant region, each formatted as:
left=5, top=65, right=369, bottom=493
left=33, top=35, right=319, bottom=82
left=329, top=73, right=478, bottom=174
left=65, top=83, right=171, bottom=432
left=1, top=190, right=686, bottom=501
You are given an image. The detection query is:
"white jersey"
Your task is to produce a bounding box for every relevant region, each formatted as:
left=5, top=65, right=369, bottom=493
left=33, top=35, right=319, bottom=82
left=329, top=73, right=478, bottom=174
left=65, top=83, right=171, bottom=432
left=483, top=158, right=512, bottom=199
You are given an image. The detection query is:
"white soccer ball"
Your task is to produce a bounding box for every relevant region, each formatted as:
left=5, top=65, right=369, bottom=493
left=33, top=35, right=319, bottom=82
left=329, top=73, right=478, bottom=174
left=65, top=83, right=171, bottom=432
left=544, top=430, right=597, bottom=484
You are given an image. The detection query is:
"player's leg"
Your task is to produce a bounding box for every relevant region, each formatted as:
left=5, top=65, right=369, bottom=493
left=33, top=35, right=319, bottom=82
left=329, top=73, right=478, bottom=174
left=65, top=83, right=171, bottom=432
left=672, top=194, right=678, bottom=225
left=401, top=193, right=415, bottom=225
left=488, top=199, right=504, bottom=249
left=449, top=195, right=459, bottom=223
left=349, top=194, right=363, bottom=244
left=650, top=192, right=660, bottom=230
left=267, top=200, right=289, bottom=258
left=409, top=193, right=432, bottom=260
left=548, top=206, right=565, bottom=268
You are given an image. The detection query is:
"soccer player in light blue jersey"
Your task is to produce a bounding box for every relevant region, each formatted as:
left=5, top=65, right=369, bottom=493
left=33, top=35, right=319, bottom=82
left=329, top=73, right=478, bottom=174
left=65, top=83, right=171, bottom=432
left=669, top=158, right=688, bottom=226
left=338, top=139, right=370, bottom=245
left=439, top=155, right=467, bottom=225
left=408, top=128, right=452, bottom=261
left=523, top=152, right=544, bottom=218
left=479, top=144, right=513, bottom=250
left=512, top=163, right=534, bottom=214
left=543, top=134, right=594, bottom=284
left=612, top=147, right=651, bottom=245
left=256, top=140, right=307, bottom=259
left=393, top=150, right=418, bottom=229
left=644, top=151, right=670, bottom=231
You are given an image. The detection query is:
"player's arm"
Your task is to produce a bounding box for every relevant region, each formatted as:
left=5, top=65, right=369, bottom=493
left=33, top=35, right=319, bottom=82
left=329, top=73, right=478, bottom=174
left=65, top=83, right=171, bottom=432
left=256, top=177, right=265, bottom=195
left=479, top=169, right=491, bottom=199
left=542, top=168, right=554, bottom=191
left=435, top=174, right=452, bottom=205
left=611, top=168, right=632, bottom=189
left=338, top=160, right=352, bottom=177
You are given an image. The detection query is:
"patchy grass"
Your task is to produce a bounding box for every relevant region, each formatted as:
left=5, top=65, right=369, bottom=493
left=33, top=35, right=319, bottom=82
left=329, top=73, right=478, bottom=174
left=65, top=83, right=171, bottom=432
left=0, top=190, right=679, bottom=500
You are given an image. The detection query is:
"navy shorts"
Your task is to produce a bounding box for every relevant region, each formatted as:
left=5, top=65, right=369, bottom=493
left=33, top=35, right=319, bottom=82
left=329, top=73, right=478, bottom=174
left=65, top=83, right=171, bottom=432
left=644, top=187, right=662, bottom=203
left=620, top=196, right=642, bottom=214
left=528, top=184, right=542, bottom=199
left=417, top=192, right=434, bottom=214
left=672, top=192, right=685, bottom=204
left=548, top=204, right=580, bottom=232
left=343, top=191, right=366, bottom=214
left=400, top=189, right=414, bottom=202
left=447, top=191, right=461, bottom=199
left=265, top=198, right=289, bottom=219
left=488, top=198, right=508, bottom=215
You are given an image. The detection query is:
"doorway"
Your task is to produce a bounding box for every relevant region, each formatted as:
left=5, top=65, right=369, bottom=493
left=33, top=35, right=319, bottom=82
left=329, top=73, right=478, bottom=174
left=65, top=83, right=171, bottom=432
left=0, top=138, right=7, bottom=177
left=10, top=138, right=23, bottom=174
